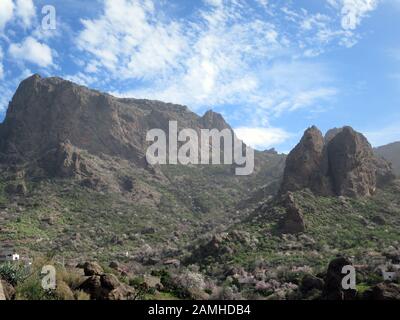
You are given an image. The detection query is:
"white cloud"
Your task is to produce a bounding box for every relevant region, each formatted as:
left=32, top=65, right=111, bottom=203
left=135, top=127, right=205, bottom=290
left=15, top=0, right=36, bottom=28
left=77, top=0, right=186, bottom=79
left=234, top=127, right=291, bottom=150
left=9, top=36, right=53, bottom=67
left=74, top=0, right=381, bottom=128
left=77, top=0, right=284, bottom=111
left=0, top=0, right=14, bottom=31
left=340, top=0, right=379, bottom=30
left=327, top=0, right=379, bottom=31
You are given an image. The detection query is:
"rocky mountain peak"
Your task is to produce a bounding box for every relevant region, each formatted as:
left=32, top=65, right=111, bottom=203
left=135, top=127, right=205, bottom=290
left=280, top=125, right=394, bottom=197
left=200, top=110, right=231, bottom=131
left=280, top=125, right=325, bottom=194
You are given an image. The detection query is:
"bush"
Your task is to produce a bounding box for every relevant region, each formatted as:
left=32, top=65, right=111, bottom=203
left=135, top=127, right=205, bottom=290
left=0, top=262, right=28, bottom=286
left=75, top=290, right=90, bottom=300
left=15, top=274, right=57, bottom=300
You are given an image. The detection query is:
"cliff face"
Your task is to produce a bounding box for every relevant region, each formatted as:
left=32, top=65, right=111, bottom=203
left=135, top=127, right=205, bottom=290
left=0, top=74, right=286, bottom=193
left=0, top=74, right=219, bottom=166
left=280, top=126, right=325, bottom=194
left=0, top=75, right=238, bottom=176
left=280, top=126, right=394, bottom=197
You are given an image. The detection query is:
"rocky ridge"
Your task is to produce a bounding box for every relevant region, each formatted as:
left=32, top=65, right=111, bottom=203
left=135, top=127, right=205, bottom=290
left=280, top=126, right=394, bottom=198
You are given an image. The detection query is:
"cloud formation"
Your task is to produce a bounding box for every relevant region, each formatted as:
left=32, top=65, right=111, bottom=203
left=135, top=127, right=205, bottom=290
left=234, top=127, right=291, bottom=150
left=0, top=0, right=14, bottom=31
left=9, top=36, right=53, bottom=67
left=0, top=0, right=384, bottom=149
left=15, top=0, right=36, bottom=28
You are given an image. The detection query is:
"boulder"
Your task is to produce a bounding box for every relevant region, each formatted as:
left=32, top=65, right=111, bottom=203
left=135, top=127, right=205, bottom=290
left=80, top=261, right=104, bottom=276
left=1, top=280, right=15, bottom=300
left=363, top=282, right=400, bottom=300
left=300, top=274, right=324, bottom=294
left=163, top=259, right=181, bottom=268
left=322, top=257, right=357, bottom=300
left=78, top=276, right=102, bottom=300
left=143, top=275, right=163, bottom=291
left=78, top=274, right=136, bottom=300
left=100, top=274, right=121, bottom=291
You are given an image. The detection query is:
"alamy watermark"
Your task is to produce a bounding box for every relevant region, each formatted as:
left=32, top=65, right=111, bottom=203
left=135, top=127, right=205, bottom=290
left=41, top=5, right=56, bottom=30
left=341, top=265, right=356, bottom=290
left=146, top=121, right=255, bottom=176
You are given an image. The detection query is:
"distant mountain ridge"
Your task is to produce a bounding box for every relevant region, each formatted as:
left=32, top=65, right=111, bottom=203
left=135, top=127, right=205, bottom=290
left=375, top=141, right=400, bottom=176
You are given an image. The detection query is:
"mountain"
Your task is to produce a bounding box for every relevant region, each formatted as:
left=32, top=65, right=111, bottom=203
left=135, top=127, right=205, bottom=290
left=1, top=75, right=400, bottom=300
left=0, top=74, right=285, bottom=263
left=280, top=126, right=394, bottom=197
left=375, top=141, right=400, bottom=176
left=187, top=126, right=400, bottom=300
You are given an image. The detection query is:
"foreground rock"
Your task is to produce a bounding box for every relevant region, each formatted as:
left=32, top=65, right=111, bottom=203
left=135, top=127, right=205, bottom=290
left=0, top=280, right=15, bottom=300
left=300, top=274, right=324, bottom=295
left=80, top=261, right=104, bottom=276
left=77, top=262, right=135, bottom=300
left=363, top=282, right=400, bottom=300
left=322, top=257, right=357, bottom=300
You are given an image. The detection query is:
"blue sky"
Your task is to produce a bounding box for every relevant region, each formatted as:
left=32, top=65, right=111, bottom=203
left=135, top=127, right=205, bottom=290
left=1, top=0, right=400, bottom=152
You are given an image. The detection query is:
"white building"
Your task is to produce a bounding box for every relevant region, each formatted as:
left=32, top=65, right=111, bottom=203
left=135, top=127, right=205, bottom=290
left=0, top=248, right=20, bottom=263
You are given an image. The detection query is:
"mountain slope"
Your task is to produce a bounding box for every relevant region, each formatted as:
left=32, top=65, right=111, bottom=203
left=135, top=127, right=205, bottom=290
left=375, top=142, right=400, bottom=176
left=186, top=126, right=400, bottom=299
left=0, top=74, right=285, bottom=263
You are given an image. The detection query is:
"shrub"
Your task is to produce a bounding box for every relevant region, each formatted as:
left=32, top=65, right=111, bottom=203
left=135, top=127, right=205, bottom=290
left=75, top=290, right=90, bottom=300
left=15, top=274, right=57, bottom=300
left=0, top=262, right=28, bottom=286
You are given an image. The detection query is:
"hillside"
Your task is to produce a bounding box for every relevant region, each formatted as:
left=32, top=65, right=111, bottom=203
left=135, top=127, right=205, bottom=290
left=0, top=75, right=285, bottom=264
left=375, top=142, right=400, bottom=176
left=186, top=126, right=400, bottom=300
left=1, top=76, right=399, bottom=301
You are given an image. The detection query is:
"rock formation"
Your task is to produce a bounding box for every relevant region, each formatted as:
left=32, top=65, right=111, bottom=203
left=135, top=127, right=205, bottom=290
left=280, top=192, right=305, bottom=234
left=322, top=256, right=357, bottom=300
left=280, top=126, right=325, bottom=194
left=280, top=126, right=394, bottom=197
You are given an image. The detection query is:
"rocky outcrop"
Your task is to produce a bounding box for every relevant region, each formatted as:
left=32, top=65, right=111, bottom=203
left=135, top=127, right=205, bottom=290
left=77, top=262, right=135, bottom=300
left=322, top=257, right=357, bottom=300
left=327, top=127, right=377, bottom=197
left=280, top=193, right=305, bottom=234
left=280, top=126, right=325, bottom=194
left=40, top=141, right=90, bottom=178
left=280, top=126, right=394, bottom=197
left=80, top=261, right=104, bottom=276
left=0, top=280, right=15, bottom=300
left=300, top=274, right=324, bottom=295
left=363, top=282, right=400, bottom=300
left=200, top=110, right=231, bottom=131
